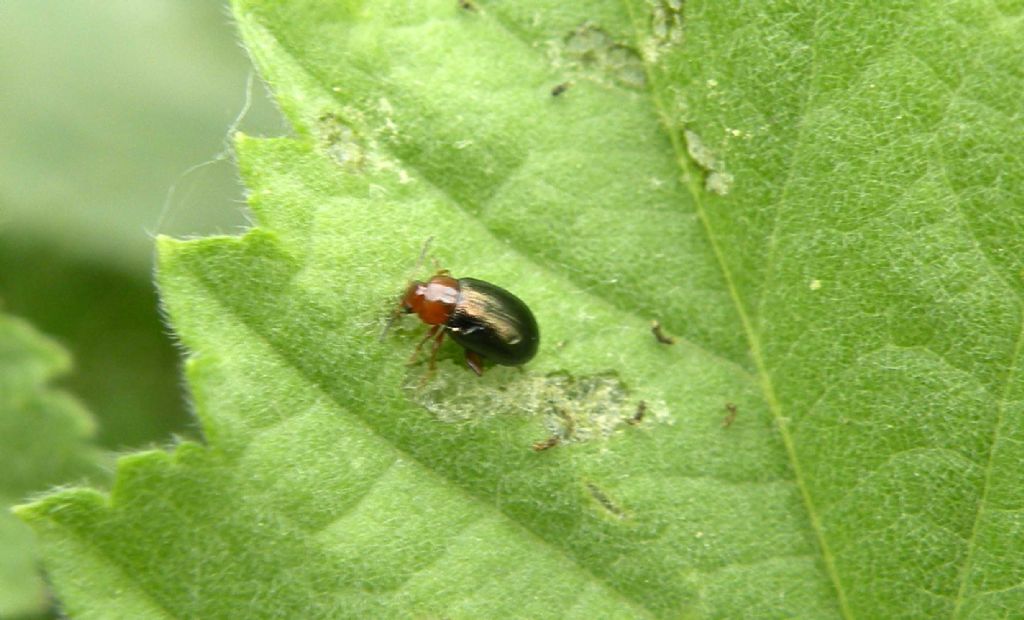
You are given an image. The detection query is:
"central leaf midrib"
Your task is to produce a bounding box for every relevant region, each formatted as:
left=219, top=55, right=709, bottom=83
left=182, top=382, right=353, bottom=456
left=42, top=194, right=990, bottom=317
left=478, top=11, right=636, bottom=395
left=616, top=0, right=853, bottom=618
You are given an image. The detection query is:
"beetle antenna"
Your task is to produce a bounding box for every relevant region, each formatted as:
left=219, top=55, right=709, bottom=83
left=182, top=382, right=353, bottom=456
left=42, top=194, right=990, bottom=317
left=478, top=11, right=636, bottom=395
left=380, top=236, right=435, bottom=342
left=414, top=236, right=433, bottom=274
left=379, top=308, right=402, bottom=342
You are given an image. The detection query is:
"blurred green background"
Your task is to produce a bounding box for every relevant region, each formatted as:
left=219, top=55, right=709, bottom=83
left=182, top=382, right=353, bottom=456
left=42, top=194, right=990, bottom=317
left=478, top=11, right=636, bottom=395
left=1, top=3, right=280, bottom=616
left=1, top=0, right=281, bottom=448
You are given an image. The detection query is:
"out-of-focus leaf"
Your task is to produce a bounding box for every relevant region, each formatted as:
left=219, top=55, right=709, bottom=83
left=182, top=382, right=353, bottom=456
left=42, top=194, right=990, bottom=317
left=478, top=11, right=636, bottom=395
left=0, top=314, right=106, bottom=618
left=0, top=238, right=193, bottom=448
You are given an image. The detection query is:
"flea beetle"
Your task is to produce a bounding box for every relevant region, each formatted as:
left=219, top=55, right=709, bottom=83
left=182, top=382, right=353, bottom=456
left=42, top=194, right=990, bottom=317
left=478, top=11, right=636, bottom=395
left=393, top=271, right=540, bottom=375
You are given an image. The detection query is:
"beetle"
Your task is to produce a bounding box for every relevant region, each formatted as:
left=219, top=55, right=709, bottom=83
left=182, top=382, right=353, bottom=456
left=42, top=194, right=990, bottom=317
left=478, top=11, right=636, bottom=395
left=393, top=270, right=540, bottom=375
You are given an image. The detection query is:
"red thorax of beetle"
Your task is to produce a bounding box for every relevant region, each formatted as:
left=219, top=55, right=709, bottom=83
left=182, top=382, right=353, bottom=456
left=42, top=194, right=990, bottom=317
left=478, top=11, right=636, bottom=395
left=400, top=272, right=459, bottom=325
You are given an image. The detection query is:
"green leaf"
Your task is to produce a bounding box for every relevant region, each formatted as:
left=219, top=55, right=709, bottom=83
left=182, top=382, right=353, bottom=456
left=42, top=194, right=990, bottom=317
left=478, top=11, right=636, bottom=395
left=1, top=314, right=106, bottom=617
left=19, top=1, right=1024, bottom=618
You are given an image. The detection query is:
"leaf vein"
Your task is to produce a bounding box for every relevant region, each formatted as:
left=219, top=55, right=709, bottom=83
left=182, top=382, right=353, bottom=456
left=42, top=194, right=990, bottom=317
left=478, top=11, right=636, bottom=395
left=951, top=310, right=1024, bottom=616
left=617, top=1, right=853, bottom=617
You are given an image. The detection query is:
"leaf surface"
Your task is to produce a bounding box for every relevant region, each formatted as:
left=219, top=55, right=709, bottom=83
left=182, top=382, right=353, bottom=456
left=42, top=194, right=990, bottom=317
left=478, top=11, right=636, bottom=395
left=19, top=1, right=1024, bottom=618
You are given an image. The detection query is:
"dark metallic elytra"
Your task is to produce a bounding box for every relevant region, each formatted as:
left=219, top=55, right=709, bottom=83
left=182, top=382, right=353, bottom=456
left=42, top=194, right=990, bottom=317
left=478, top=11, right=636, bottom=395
left=395, top=271, right=539, bottom=375
left=447, top=278, right=538, bottom=366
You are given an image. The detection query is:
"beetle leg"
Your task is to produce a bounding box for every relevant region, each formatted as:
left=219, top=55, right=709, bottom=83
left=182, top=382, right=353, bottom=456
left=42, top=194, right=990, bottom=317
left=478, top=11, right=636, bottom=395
left=427, top=327, right=446, bottom=370
left=409, top=324, right=441, bottom=365
left=413, top=329, right=446, bottom=387
left=464, top=350, right=484, bottom=376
